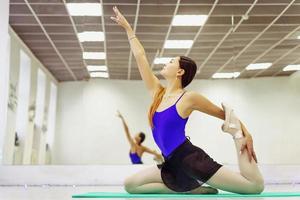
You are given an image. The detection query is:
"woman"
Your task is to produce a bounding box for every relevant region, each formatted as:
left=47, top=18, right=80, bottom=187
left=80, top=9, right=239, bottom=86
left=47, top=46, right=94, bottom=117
left=117, top=111, right=163, bottom=164
left=111, top=6, right=264, bottom=195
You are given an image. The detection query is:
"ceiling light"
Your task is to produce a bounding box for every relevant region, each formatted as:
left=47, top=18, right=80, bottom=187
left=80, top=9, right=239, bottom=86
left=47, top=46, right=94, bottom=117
left=164, top=40, right=194, bottom=49
left=78, top=32, right=104, bottom=42
left=87, top=65, right=107, bottom=72
left=89, top=72, right=109, bottom=78
left=212, top=72, right=240, bottom=79
left=83, top=52, right=106, bottom=60
left=283, top=64, right=300, bottom=71
left=246, top=63, right=272, bottom=70
left=172, top=15, right=208, bottom=26
left=66, top=3, right=102, bottom=16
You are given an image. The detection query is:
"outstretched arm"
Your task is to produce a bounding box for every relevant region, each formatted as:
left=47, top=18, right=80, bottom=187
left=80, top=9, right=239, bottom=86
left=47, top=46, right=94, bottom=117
left=188, top=91, right=225, bottom=120
left=111, top=6, right=161, bottom=98
left=117, top=111, right=134, bottom=147
left=188, top=91, right=257, bottom=162
left=143, top=146, right=164, bottom=161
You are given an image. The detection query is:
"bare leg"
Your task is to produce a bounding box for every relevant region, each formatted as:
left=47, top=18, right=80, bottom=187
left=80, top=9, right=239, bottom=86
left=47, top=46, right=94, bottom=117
left=124, top=166, right=175, bottom=194
left=206, top=127, right=264, bottom=194
left=124, top=166, right=218, bottom=194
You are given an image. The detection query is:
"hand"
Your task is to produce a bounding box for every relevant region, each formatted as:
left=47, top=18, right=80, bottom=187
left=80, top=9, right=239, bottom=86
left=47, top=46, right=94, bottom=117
left=154, top=154, right=164, bottom=162
left=110, top=6, right=132, bottom=31
left=241, top=129, right=258, bottom=163
left=116, top=110, right=123, bottom=119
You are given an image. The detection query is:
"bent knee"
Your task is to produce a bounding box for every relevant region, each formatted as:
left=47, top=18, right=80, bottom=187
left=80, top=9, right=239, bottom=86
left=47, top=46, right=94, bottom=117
left=124, top=177, right=138, bottom=194
left=251, top=184, right=264, bottom=194
left=255, top=177, right=265, bottom=193
left=249, top=180, right=265, bottom=194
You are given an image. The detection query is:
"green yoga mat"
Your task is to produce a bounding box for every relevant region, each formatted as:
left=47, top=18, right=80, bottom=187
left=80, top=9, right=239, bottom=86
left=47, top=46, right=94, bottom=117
left=72, top=192, right=300, bottom=198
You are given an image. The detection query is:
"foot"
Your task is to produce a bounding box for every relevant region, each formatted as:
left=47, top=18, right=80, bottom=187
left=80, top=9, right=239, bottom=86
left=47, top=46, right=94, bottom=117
left=221, top=102, right=243, bottom=139
left=189, top=186, right=218, bottom=194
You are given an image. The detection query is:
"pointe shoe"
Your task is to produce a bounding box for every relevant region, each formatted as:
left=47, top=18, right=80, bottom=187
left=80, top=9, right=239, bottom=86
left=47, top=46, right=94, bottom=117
left=221, top=102, right=243, bottom=139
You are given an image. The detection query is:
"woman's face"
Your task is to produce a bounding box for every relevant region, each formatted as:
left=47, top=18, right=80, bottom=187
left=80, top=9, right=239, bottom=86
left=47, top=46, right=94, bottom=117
left=160, top=56, right=183, bottom=79
left=134, top=134, right=141, bottom=144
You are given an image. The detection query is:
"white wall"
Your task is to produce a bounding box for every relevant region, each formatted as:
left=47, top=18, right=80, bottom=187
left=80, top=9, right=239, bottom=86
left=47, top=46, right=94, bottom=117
left=55, top=76, right=300, bottom=165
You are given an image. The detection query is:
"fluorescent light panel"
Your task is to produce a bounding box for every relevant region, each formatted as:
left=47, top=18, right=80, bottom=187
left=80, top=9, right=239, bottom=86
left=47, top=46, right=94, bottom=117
left=212, top=72, right=240, bottom=79
left=66, top=3, right=102, bottom=16
left=164, top=40, right=194, bottom=49
left=283, top=64, right=300, bottom=71
left=172, top=15, right=208, bottom=26
left=154, top=57, right=172, bottom=64
left=90, top=72, right=109, bottom=78
left=78, top=31, right=104, bottom=42
left=83, top=52, right=106, bottom=60
left=87, top=65, right=107, bottom=72
left=246, top=63, right=272, bottom=70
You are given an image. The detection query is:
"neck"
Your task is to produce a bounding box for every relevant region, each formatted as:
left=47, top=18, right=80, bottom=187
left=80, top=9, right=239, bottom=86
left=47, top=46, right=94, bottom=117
left=165, top=78, right=183, bottom=95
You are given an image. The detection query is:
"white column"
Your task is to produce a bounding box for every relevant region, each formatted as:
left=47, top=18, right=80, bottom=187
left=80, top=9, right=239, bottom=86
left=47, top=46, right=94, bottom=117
left=2, top=35, right=15, bottom=165
left=45, top=82, right=58, bottom=164
left=15, top=50, right=32, bottom=164
left=33, top=69, right=47, bottom=164
left=0, top=0, right=11, bottom=164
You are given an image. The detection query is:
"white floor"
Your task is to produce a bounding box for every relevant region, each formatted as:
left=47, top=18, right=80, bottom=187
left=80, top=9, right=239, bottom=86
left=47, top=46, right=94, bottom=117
left=0, top=184, right=299, bottom=200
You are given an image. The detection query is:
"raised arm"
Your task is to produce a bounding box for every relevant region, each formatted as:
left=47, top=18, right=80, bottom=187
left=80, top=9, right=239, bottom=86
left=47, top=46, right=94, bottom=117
left=111, top=6, right=161, bottom=98
left=116, top=111, right=134, bottom=147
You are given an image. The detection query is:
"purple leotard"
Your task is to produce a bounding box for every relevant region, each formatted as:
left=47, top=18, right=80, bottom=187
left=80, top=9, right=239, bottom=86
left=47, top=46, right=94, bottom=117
left=152, top=91, right=188, bottom=157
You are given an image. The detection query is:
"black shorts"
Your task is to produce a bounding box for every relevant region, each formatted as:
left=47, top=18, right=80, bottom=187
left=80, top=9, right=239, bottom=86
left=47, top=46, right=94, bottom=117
left=157, top=139, right=222, bottom=192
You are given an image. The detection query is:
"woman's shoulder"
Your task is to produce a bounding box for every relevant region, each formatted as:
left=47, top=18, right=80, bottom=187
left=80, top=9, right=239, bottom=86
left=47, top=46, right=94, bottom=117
left=139, top=144, right=147, bottom=150
left=183, top=90, right=203, bottom=99
left=182, top=90, right=206, bottom=107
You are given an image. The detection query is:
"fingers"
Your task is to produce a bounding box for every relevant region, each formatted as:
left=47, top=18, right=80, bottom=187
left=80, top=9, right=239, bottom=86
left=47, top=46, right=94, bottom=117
left=110, top=16, right=118, bottom=23
left=240, top=145, right=246, bottom=155
left=240, top=144, right=246, bottom=152
left=111, top=6, right=122, bottom=24
left=253, top=151, right=258, bottom=163
left=241, top=133, right=257, bottom=163
left=247, top=147, right=253, bottom=162
left=247, top=141, right=257, bottom=163
left=113, top=6, right=118, bottom=15
left=112, top=6, right=120, bottom=21
left=247, top=142, right=254, bottom=161
left=242, top=143, right=252, bottom=162
left=114, top=6, right=120, bottom=13
left=113, top=6, right=121, bottom=16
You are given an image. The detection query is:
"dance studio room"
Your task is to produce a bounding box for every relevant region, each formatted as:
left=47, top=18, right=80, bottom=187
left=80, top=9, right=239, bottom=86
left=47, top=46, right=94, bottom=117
left=0, top=0, right=300, bottom=199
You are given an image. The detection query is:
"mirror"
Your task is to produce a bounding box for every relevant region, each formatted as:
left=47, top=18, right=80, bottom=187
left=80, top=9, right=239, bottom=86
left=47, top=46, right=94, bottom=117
left=3, top=1, right=300, bottom=166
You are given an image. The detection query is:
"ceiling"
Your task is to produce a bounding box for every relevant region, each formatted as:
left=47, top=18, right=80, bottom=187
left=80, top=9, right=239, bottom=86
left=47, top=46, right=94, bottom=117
left=9, top=0, right=300, bottom=82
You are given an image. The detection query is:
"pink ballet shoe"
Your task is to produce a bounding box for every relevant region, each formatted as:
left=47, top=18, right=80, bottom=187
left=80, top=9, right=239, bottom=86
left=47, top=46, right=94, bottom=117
left=221, top=102, right=244, bottom=139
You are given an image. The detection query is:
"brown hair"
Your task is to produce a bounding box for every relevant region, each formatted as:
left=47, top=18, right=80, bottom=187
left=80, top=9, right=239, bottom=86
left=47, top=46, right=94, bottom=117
left=148, top=56, right=197, bottom=128
left=179, top=56, right=197, bottom=87
left=138, top=132, right=146, bottom=145
left=148, top=85, right=166, bottom=128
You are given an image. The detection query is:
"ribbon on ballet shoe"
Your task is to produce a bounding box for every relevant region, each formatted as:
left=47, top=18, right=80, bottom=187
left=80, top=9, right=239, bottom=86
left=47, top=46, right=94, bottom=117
left=233, top=130, right=244, bottom=139
left=229, top=123, right=237, bottom=129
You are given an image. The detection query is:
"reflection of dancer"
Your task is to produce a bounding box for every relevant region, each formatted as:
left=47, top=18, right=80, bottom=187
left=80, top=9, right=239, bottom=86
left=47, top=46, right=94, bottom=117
left=111, top=6, right=264, bottom=194
left=117, top=111, right=163, bottom=164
